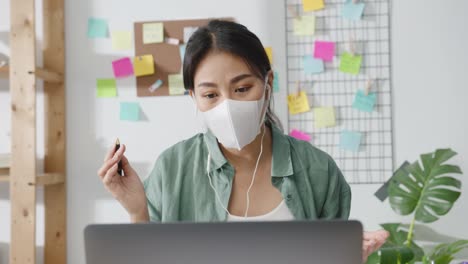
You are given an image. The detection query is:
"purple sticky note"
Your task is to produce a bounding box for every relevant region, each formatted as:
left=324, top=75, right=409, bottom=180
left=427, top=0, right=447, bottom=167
left=314, top=41, right=336, bottom=62
left=112, top=57, right=134, bottom=78
left=289, top=129, right=312, bottom=142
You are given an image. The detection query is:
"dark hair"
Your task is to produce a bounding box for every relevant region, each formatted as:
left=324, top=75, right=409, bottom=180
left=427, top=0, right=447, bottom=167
left=183, top=20, right=283, bottom=131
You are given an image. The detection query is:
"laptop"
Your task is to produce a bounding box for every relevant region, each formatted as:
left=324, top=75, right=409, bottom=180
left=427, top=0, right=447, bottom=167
left=84, top=220, right=363, bottom=264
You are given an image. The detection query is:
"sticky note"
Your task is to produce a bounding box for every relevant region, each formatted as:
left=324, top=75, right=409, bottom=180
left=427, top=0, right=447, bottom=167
left=165, top=37, right=180, bottom=45
left=339, top=130, right=362, bottom=152
left=87, top=18, right=108, bottom=38
left=288, top=91, right=310, bottom=115
left=183, top=27, right=198, bottom=44
left=289, top=129, right=311, bottom=142
left=293, top=15, right=316, bottom=36
left=96, top=79, right=117, bottom=98
left=302, top=0, right=324, bottom=12
left=339, top=52, right=362, bottom=75
left=265, top=47, right=273, bottom=64
left=353, top=89, right=377, bottom=112
left=112, top=57, right=134, bottom=78
left=133, top=55, right=155, bottom=77
left=111, top=31, right=132, bottom=50
left=149, top=79, right=163, bottom=93
left=314, top=41, right=335, bottom=61
left=179, top=44, right=186, bottom=64
left=168, top=74, right=185, bottom=95
left=143, top=22, right=164, bottom=44
left=273, top=71, right=279, bottom=93
left=314, top=107, right=336, bottom=128
left=342, top=0, right=366, bottom=21
left=303, top=56, right=324, bottom=74
left=120, top=102, right=140, bottom=121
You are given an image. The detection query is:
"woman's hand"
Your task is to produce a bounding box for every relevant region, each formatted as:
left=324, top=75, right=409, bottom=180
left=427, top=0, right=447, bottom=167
left=97, top=143, right=149, bottom=222
left=362, top=230, right=390, bottom=263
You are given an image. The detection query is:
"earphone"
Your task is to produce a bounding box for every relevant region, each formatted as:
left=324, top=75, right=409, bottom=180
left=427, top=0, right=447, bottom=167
left=205, top=124, right=267, bottom=217
left=205, top=75, right=271, bottom=217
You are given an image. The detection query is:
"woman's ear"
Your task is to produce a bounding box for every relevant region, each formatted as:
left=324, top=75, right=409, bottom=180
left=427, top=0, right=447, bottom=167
left=267, top=70, right=274, bottom=89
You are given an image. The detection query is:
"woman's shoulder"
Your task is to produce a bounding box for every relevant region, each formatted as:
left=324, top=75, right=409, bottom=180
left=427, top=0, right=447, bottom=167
left=284, top=134, right=335, bottom=171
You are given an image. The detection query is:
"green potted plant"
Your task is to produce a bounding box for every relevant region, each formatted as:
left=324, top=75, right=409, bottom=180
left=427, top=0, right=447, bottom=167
left=366, top=148, right=468, bottom=264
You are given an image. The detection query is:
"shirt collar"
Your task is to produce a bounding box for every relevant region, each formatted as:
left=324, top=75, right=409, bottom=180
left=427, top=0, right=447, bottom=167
left=203, top=124, right=294, bottom=177
left=270, top=124, right=294, bottom=177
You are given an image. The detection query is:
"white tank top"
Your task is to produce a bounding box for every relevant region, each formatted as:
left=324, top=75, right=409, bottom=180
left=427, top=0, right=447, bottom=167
left=227, top=200, right=295, bottom=222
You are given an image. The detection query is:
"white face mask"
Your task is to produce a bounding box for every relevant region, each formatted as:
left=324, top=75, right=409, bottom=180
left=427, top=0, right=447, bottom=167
left=199, top=76, right=270, bottom=150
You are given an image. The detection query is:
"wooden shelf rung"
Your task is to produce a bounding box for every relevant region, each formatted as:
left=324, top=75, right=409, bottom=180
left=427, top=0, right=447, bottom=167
left=0, top=66, right=8, bottom=78
left=0, top=66, right=63, bottom=83
left=0, top=173, right=64, bottom=186
left=35, top=173, right=65, bottom=186
left=35, top=67, right=63, bottom=83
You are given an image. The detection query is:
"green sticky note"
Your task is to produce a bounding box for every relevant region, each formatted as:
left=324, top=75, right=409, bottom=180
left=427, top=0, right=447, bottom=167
left=273, top=71, right=279, bottom=92
left=339, top=52, right=362, bottom=75
left=120, top=102, right=140, bottom=121
left=168, top=74, right=185, bottom=95
left=96, top=79, right=117, bottom=98
left=293, top=15, right=315, bottom=36
left=87, top=18, right=108, bottom=38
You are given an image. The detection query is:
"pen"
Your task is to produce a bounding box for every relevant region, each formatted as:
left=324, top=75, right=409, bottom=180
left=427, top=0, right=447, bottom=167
left=115, top=138, right=124, bottom=176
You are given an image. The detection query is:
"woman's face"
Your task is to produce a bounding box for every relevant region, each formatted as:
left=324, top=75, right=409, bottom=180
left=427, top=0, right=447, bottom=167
left=192, top=51, right=271, bottom=112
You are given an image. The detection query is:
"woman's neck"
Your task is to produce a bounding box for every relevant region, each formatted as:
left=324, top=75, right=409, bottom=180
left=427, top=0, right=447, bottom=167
left=219, top=124, right=272, bottom=169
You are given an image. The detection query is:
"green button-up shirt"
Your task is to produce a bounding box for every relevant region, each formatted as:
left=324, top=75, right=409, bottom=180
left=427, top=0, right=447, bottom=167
left=143, top=125, right=351, bottom=222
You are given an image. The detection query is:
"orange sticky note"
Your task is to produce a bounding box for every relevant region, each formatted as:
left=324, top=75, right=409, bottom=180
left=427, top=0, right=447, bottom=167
left=303, top=0, right=324, bottom=11
left=133, top=55, right=155, bottom=77
left=265, top=47, right=273, bottom=64
left=288, top=91, right=311, bottom=115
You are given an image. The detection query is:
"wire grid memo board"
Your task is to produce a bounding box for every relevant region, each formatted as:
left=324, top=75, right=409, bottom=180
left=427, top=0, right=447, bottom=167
left=285, top=0, right=394, bottom=184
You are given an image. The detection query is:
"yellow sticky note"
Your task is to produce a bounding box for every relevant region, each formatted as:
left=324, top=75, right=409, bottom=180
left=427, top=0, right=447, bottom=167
left=314, top=107, right=336, bottom=128
left=288, top=91, right=311, bottom=115
left=265, top=47, right=273, bottom=64
left=303, top=0, right=324, bottom=11
left=111, top=31, right=132, bottom=50
left=133, top=55, right=155, bottom=77
left=143, top=22, right=164, bottom=44
left=168, top=74, right=185, bottom=95
left=293, top=15, right=316, bottom=36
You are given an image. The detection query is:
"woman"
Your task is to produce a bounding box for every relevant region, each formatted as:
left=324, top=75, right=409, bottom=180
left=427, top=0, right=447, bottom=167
left=98, top=20, right=388, bottom=262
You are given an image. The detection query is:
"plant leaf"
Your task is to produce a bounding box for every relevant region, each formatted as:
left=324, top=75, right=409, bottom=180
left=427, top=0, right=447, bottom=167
left=425, top=240, right=468, bottom=264
left=380, top=223, right=425, bottom=263
left=388, top=148, right=463, bottom=223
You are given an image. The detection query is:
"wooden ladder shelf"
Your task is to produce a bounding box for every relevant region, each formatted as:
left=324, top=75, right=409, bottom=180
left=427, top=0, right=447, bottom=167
left=2, top=0, right=67, bottom=263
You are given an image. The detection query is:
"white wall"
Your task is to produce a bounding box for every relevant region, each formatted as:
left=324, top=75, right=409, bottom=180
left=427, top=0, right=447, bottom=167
left=0, top=0, right=467, bottom=263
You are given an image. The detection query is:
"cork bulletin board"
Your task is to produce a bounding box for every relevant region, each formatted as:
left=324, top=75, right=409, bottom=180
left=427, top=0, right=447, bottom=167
left=134, top=18, right=232, bottom=97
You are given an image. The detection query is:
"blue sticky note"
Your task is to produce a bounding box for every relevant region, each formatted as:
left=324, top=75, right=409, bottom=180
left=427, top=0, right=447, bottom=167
left=353, top=90, right=376, bottom=112
left=303, top=56, right=324, bottom=74
left=120, top=102, right=140, bottom=121
left=87, top=18, right=108, bottom=38
left=339, top=130, right=362, bottom=152
left=273, top=71, right=279, bottom=92
left=179, top=44, right=186, bottom=64
left=342, top=0, right=365, bottom=21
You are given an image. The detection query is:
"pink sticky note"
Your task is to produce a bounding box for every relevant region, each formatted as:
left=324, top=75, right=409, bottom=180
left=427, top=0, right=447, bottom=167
left=289, top=129, right=312, bottom=142
left=314, top=41, right=335, bottom=62
left=112, top=57, right=134, bottom=78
